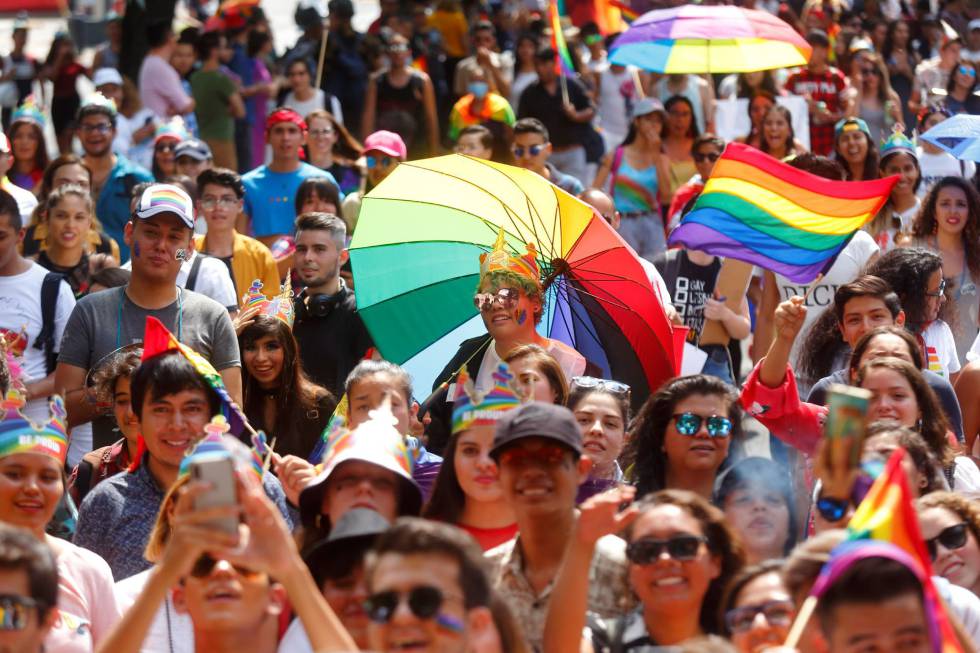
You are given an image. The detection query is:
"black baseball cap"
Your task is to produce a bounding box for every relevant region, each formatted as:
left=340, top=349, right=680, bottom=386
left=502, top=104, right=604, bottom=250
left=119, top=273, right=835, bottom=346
left=303, top=508, right=389, bottom=584
left=490, top=402, right=583, bottom=459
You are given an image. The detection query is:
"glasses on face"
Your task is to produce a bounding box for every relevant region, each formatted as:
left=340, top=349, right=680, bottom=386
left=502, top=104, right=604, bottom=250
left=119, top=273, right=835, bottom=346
left=860, top=67, right=879, bottom=76
left=309, top=128, right=334, bottom=138
left=672, top=412, right=733, bottom=438
left=926, top=278, right=947, bottom=297
left=473, top=287, right=520, bottom=312
left=926, top=522, right=969, bottom=561
left=366, top=155, right=394, bottom=169
left=155, top=142, right=176, bottom=153
left=512, top=144, right=545, bottom=158
left=388, top=44, right=410, bottom=54
left=626, top=534, right=707, bottom=564
left=190, top=554, right=261, bottom=579
left=80, top=122, right=112, bottom=135
left=959, top=65, right=977, bottom=77
left=497, top=444, right=570, bottom=469
left=725, top=600, right=796, bottom=634
left=200, top=197, right=240, bottom=210
left=693, top=151, right=720, bottom=163
left=570, top=375, right=630, bottom=396
left=365, top=586, right=455, bottom=623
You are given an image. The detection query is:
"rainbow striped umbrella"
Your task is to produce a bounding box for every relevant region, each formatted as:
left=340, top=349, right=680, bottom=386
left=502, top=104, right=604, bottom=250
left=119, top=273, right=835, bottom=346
left=609, top=5, right=811, bottom=73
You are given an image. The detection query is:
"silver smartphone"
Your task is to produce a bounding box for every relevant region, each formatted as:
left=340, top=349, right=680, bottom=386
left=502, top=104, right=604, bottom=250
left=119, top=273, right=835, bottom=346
left=190, top=454, right=239, bottom=535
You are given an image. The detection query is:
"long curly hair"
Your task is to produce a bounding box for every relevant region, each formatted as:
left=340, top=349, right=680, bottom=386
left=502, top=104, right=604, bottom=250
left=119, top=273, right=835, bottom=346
left=623, top=375, right=742, bottom=498
left=863, top=247, right=944, bottom=334
left=625, top=489, right=746, bottom=634
left=911, top=176, right=980, bottom=283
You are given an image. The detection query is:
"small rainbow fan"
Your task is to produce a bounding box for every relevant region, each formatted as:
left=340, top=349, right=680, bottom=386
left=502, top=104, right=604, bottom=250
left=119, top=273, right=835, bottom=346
left=241, top=272, right=295, bottom=328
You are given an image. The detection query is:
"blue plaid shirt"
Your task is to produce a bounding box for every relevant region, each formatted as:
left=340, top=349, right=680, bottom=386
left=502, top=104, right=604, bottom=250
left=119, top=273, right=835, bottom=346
left=74, top=456, right=295, bottom=581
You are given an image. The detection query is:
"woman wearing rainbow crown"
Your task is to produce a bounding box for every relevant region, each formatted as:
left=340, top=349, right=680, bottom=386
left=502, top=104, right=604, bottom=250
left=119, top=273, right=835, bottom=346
left=426, top=229, right=589, bottom=453
left=235, top=276, right=335, bottom=460
left=0, top=389, right=120, bottom=651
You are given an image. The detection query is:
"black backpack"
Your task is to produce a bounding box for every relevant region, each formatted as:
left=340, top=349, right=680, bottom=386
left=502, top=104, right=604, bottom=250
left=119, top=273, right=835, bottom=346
left=31, top=272, right=65, bottom=375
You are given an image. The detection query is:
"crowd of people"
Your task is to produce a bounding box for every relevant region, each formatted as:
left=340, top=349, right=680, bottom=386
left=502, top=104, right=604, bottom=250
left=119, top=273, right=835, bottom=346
left=0, top=0, right=978, bottom=652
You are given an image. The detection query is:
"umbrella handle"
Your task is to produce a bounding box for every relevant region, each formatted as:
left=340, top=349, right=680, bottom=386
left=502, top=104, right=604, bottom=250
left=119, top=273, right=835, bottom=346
left=542, top=257, right=570, bottom=290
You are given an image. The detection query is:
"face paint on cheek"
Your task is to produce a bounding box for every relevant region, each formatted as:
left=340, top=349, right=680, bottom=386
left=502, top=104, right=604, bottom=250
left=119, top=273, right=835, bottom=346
left=133, top=242, right=141, bottom=258
left=516, top=309, right=527, bottom=325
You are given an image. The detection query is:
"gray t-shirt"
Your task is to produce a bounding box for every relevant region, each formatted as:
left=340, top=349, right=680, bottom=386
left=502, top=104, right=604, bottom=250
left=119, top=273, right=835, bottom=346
left=58, top=286, right=240, bottom=446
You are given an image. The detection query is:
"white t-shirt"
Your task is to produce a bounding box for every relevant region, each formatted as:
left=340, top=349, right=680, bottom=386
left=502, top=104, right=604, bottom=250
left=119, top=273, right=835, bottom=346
left=921, top=319, right=961, bottom=378
left=917, top=146, right=976, bottom=199
left=115, top=568, right=194, bottom=653
left=2, top=178, right=38, bottom=224
left=122, top=252, right=237, bottom=310
left=475, top=337, right=586, bottom=395
left=114, top=108, right=156, bottom=169
left=278, top=618, right=314, bottom=653
left=0, top=262, right=75, bottom=418
left=772, top=230, right=880, bottom=372
left=935, top=575, right=980, bottom=649
left=282, top=90, right=344, bottom=125
left=594, top=62, right=636, bottom=150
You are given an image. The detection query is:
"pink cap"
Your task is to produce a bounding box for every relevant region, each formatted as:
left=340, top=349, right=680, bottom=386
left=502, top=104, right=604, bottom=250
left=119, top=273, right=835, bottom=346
left=363, top=130, right=407, bottom=160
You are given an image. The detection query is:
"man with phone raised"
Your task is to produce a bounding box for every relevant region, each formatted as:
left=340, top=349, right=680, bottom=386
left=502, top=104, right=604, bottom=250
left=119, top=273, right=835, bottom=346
left=74, top=318, right=293, bottom=581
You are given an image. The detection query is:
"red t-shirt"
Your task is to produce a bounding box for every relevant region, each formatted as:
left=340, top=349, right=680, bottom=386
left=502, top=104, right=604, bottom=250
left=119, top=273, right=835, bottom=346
left=459, top=522, right=519, bottom=551
left=784, top=67, right=847, bottom=156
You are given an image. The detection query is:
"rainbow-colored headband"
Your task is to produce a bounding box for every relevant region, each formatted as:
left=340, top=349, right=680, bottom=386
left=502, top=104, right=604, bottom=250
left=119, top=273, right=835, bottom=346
left=81, top=91, right=117, bottom=116
left=241, top=273, right=295, bottom=328
left=451, top=364, right=521, bottom=434
left=880, top=130, right=917, bottom=160
left=0, top=390, right=68, bottom=464
left=479, top=229, right=540, bottom=286
left=178, top=415, right=264, bottom=481
left=10, top=96, right=44, bottom=128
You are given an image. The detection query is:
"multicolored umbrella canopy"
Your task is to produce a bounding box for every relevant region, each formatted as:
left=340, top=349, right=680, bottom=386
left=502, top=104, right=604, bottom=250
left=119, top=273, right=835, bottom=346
left=610, top=5, right=811, bottom=73
left=349, top=154, right=678, bottom=404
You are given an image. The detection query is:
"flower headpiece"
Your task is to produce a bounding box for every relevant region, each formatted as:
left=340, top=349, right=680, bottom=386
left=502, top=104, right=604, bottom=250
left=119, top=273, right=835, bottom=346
left=880, top=129, right=917, bottom=160
left=10, top=96, right=44, bottom=128
left=0, top=390, right=68, bottom=464
left=81, top=91, right=117, bottom=116
left=479, top=228, right=540, bottom=286
left=451, top=364, right=521, bottom=434
left=241, top=273, right=295, bottom=328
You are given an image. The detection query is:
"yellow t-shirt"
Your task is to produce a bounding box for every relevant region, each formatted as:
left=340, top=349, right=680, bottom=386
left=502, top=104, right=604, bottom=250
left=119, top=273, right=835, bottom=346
left=427, top=10, right=469, bottom=58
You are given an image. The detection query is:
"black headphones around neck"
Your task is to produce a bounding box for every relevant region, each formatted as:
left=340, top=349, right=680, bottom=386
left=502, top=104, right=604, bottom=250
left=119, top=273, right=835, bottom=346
left=297, top=279, right=350, bottom=319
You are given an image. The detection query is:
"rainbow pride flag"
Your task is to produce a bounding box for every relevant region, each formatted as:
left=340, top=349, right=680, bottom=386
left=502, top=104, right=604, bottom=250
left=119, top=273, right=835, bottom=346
left=608, top=0, right=637, bottom=23
left=548, top=0, right=576, bottom=77
left=667, top=143, right=897, bottom=283
left=845, top=449, right=964, bottom=653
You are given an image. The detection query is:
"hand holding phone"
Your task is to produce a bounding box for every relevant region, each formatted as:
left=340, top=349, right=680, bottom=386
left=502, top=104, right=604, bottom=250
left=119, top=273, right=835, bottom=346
left=190, top=454, right=240, bottom=535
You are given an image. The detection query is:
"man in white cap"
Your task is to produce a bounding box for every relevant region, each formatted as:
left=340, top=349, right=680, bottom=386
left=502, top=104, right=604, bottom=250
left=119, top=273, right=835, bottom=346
left=56, top=183, right=241, bottom=450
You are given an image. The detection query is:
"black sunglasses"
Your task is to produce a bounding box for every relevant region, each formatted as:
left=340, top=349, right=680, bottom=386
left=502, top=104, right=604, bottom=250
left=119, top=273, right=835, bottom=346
left=926, top=522, right=969, bottom=561
left=693, top=152, right=720, bottom=163
left=190, top=554, right=262, bottom=579
left=155, top=142, right=177, bottom=152
left=626, top=534, right=707, bottom=564
left=365, top=586, right=449, bottom=623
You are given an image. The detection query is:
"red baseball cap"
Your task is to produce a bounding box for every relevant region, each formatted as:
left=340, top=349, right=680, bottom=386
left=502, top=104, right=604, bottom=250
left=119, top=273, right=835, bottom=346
left=363, top=130, right=407, bottom=160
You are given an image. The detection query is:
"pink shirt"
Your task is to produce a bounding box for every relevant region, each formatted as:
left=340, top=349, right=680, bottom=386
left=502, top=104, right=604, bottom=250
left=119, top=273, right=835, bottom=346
left=53, top=538, right=121, bottom=645
left=138, top=54, right=191, bottom=119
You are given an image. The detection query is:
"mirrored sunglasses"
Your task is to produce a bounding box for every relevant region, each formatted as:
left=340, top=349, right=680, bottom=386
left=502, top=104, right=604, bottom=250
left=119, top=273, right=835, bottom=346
left=473, top=287, right=520, bottom=311
left=672, top=412, right=733, bottom=438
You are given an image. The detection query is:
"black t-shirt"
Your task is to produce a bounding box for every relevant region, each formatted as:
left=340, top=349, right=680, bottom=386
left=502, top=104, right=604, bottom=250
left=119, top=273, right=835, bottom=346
left=292, top=286, right=374, bottom=397
left=35, top=250, right=90, bottom=298
left=653, top=249, right=721, bottom=344
left=517, top=77, right=593, bottom=147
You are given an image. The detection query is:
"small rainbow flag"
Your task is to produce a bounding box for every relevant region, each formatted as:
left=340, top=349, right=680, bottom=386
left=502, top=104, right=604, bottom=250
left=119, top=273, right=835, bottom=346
left=845, top=449, right=964, bottom=653
left=608, top=0, right=637, bottom=23
left=667, top=143, right=897, bottom=283
left=548, top=0, right=576, bottom=77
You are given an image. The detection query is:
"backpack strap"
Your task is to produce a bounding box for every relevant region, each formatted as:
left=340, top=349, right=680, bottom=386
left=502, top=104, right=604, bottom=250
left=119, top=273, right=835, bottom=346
left=33, top=272, right=64, bottom=375
left=185, top=254, right=204, bottom=292
left=608, top=146, right=625, bottom=198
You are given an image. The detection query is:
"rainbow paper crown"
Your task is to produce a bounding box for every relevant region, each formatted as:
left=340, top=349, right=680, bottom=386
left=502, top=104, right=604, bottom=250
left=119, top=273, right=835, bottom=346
left=320, top=400, right=414, bottom=482
left=241, top=273, right=295, bottom=328
left=0, top=390, right=68, bottom=464
left=178, top=414, right=265, bottom=481
left=880, top=129, right=917, bottom=160
left=81, top=91, right=117, bottom=116
left=10, top=96, right=44, bottom=128
left=451, top=363, right=521, bottom=434
left=479, top=229, right=540, bottom=286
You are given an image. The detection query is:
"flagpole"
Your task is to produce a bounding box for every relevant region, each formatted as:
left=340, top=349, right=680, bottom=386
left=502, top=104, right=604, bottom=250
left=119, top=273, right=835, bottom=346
left=631, top=69, right=645, bottom=98
left=783, top=596, right=818, bottom=648
left=560, top=72, right=570, bottom=105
